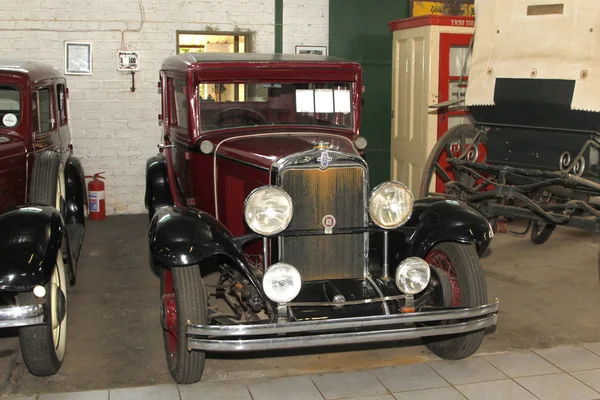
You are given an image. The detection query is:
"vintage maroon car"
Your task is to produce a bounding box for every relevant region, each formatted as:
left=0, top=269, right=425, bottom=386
left=0, top=61, right=86, bottom=376
left=146, top=53, right=499, bottom=384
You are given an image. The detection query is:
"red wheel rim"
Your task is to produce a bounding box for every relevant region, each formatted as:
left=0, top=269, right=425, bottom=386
left=163, top=269, right=178, bottom=362
left=432, top=137, right=492, bottom=195
left=425, top=250, right=461, bottom=307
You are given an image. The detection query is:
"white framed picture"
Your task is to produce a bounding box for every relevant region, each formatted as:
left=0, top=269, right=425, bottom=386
left=295, top=45, right=328, bottom=56
left=64, top=41, right=92, bottom=75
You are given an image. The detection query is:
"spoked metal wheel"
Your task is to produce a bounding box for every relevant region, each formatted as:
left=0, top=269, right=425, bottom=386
left=419, top=124, right=493, bottom=199
left=423, top=242, right=487, bottom=360
left=160, top=266, right=207, bottom=384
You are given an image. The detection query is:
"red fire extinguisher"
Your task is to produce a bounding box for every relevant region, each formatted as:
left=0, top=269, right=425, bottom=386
left=85, top=172, right=105, bottom=221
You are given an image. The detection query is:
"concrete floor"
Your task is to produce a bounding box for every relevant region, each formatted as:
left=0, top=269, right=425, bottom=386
left=0, top=215, right=598, bottom=397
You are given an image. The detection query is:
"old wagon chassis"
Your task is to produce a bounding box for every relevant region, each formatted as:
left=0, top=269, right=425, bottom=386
left=445, top=159, right=600, bottom=233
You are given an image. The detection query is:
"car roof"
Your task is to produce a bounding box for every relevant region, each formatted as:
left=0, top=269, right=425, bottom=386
left=161, top=52, right=359, bottom=71
left=0, top=61, right=63, bottom=82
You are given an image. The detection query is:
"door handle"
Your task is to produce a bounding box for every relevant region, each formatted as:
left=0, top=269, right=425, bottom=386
left=157, top=143, right=175, bottom=152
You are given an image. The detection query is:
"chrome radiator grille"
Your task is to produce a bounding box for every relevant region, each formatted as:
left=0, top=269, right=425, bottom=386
left=279, top=166, right=366, bottom=281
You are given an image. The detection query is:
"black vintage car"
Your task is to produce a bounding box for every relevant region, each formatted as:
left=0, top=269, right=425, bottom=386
left=145, top=53, right=499, bottom=383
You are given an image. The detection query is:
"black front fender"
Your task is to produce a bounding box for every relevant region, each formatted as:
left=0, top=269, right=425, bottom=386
left=145, top=154, right=174, bottom=221
left=149, top=207, right=271, bottom=312
left=65, top=156, right=86, bottom=226
left=0, top=205, right=64, bottom=291
left=149, top=207, right=247, bottom=267
left=406, top=198, right=493, bottom=258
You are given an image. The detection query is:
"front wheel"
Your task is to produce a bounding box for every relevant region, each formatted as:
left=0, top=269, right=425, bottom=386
left=161, top=266, right=207, bottom=384
left=18, top=250, right=68, bottom=376
left=424, top=242, right=487, bottom=360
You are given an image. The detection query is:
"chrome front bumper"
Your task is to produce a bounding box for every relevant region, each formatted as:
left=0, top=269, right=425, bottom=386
left=0, top=304, right=45, bottom=328
left=187, top=301, right=499, bottom=352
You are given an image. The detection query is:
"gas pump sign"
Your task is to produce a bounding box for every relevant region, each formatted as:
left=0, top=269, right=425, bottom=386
left=410, top=1, right=475, bottom=17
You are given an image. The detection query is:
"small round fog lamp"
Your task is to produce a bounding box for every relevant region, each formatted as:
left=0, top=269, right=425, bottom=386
left=395, top=257, right=431, bottom=295
left=263, top=263, right=302, bottom=303
left=33, top=285, right=46, bottom=298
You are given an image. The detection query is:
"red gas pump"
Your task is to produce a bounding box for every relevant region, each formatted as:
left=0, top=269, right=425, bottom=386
left=85, top=172, right=105, bottom=220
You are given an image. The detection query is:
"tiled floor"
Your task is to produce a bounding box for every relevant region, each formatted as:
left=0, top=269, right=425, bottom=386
left=7, top=344, right=600, bottom=400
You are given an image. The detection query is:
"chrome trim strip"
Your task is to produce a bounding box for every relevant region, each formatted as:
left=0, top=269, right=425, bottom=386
left=0, top=304, right=45, bottom=328
left=187, top=314, right=498, bottom=352
left=365, top=275, right=390, bottom=315
left=383, top=231, right=389, bottom=280
left=284, top=293, right=407, bottom=307
left=188, top=302, right=498, bottom=337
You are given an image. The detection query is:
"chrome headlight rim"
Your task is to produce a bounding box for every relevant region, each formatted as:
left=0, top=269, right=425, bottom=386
left=262, top=262, right=302, bottom=303
left=368, top=180, right=415, bottom=229
left=395, top=257, right=431, bottom=295
left=243, top=185, right=293, bottom=236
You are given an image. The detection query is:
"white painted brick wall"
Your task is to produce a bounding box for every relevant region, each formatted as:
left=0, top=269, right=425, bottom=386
left=1, top=0, right=329, bottom=215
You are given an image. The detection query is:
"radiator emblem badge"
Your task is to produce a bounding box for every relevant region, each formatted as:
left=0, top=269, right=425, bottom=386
left=317, top=150, right=333, bottom=170
left=322, top=214, right=336, bottom=234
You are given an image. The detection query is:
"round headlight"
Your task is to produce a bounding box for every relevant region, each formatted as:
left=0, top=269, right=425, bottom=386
left=263, top=263, right=302, bottom=303
left=354, top=136, right=368, bottom=150
left=395, top=257, right=431, bottom=295
left=244, top=186, right=293, bottom=236
left=369, top=181, right=414, bottom=229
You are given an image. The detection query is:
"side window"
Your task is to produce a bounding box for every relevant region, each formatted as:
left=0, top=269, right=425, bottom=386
left=31, top=92, right=39, bottom=132
left=173, top=79, right=188, bottom=129
left=57, top=84, right=67, bottom=126
left=35, top=87, right=54, bottom=134
left=168, top=78, right=176, bottom=125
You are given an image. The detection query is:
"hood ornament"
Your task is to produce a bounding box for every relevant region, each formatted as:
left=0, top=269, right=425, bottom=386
left=316, top=141, right=333, bottom=170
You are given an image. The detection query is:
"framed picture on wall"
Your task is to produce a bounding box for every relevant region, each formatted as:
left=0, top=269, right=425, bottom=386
left=64, top=42, right=93, bottom=75
left=295, top=45, right=328, bottom=56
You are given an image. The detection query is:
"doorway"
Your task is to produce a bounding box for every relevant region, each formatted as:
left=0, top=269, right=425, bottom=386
left=176, top=32, right=250, bottom=54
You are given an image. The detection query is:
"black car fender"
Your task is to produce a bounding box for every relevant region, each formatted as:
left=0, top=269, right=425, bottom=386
left=405, top=198, right=494, bottom=258
left=149, top=207, right=271, bottom=311
left=145, top=154, right=174, bottom=221
left=64, top=155, right=87, bottom=226
left=0, top=205, right=64, bottom=291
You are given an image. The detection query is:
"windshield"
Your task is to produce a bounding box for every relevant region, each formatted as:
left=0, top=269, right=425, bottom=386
left=198, top=82, right=354, bottom=132
left=0, top=86, right=21, bottom=128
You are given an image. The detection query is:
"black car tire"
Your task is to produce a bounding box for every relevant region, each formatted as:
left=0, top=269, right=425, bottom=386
left=18, top=151, right=68, bottom=376
left=18, top=249, right=68, bottom=376
left=29, top=151, right=63, bottom=212
left=161, top=266, right=207, bottom=384
left=530, top=221, right=555, bottom=245
left=424, top=242, right=487, bottom=360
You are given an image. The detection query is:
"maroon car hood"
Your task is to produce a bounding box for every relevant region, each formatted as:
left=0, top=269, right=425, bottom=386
left=210, top=132, right=358, bottom=170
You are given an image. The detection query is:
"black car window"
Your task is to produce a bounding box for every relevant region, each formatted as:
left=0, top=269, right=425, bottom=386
left=37, top=87, right=53, bottom=133
left=173, top=79, right=188, bottom=129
